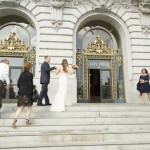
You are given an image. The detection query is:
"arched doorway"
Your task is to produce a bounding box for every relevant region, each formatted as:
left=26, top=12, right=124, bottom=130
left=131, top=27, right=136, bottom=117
left=0, top=13, right=37, bottom=102
left=74, top=12, right=132, bottom=103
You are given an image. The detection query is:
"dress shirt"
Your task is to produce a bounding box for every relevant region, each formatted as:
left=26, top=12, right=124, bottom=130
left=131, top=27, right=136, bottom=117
left=0, top=62, right=10, bottom=84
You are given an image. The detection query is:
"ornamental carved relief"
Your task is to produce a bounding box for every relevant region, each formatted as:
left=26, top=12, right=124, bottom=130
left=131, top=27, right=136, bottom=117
left=84, top=35, right=114, bottom=55
left=89, top=0, right=114, bottom=11
left=50, top=0, right=66, bottom=31
left=50, top=0, right=66, bottom=8
left=139, top=0, right=150, bottom=34
left=0, top=32, right=29, bottom=56
left=2, top=0, right=150, bottom=34
left=139, top=0, right=150, bottom=14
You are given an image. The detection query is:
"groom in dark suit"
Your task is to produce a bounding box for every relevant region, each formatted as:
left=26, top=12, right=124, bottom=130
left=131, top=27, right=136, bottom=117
left=37, top=56, right=56, bottom=106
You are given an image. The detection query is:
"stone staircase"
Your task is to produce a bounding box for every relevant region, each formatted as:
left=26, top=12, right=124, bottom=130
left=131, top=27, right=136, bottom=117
left=1, top=103, right=150, bottom=150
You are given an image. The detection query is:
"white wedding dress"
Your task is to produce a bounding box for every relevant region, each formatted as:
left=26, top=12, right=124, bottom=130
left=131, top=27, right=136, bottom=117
left=50, top=73, right=71, bottom=112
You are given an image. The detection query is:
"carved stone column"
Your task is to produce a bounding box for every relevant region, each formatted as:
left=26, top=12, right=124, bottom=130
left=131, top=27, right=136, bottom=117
left=50, top=0, right=66, bottom=31
left=139, top=0, right=150, bottom=35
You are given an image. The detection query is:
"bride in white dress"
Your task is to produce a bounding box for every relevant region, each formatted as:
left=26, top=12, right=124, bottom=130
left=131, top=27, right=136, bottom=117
left=50, top=59, right=77, bottom=112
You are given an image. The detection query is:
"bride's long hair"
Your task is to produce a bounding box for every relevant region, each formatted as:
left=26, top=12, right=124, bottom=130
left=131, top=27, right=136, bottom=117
left=62, top=59, right=69, bottom=73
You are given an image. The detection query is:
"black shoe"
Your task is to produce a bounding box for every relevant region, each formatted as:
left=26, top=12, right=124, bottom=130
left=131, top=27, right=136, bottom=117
left=45, top=103, right=52, bottom=106
left=37, top=103, right=45, bottom=106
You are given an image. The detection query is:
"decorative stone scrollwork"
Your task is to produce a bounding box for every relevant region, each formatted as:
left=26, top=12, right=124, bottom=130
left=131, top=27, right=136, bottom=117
left=50, top=0, right=66, bottom=7
left=121, top=0, right=131, bottom=9
left=71, top=0, right=84, bottom=6
left=139, top=0, right=150, bottom=35
left=50, top=0, right=66, bottom=31
left=139, top=0, right=150, bottom=14
left=89, top=0, right=114, bottom=11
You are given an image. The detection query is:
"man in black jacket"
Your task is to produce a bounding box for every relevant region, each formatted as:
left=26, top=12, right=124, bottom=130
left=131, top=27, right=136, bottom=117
left=38, top=56, right=56, bottom=106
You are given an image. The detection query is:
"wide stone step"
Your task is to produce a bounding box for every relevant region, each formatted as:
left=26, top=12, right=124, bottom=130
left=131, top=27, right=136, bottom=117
left=2, top=111, right=150, bottom=118
left=1, top=141, right=150, bottom=150
left=2, top=103, right=150, bottom=112
left=1, top=103, right=150, bottom=150
left=1, top=124, right=150, bottom=132
left=1, top=111, right=100, bottom=118
left=1, top=118, right=150, bottom=126
left=0, top=131, right=150, bottom=144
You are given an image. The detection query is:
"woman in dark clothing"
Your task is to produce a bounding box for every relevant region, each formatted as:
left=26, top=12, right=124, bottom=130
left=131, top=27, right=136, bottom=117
left=139, top=68, right=150, bottom=104
left=12, top=62, right=33, bottom=128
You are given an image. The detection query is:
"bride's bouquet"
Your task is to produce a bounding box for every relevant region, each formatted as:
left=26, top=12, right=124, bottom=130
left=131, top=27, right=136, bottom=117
left=72, top=64, right=79, bottom=70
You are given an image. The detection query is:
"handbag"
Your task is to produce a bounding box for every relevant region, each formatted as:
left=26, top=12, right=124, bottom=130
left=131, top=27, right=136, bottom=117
left=32, top=90, right=40, bottom=102
left=137, top=82, right=140, bottom=91
left=137, top=82, right=144, bottom=92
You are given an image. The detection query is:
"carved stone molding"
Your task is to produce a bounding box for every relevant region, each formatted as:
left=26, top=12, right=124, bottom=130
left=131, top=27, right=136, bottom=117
left=51, top=0, right=66, bottom=8
left=121, top=0, right=131, bottom=9
left=89, top=0, right=114, bottom=11
left=50, top=0, right=66, bottom=31
left=139, top=0, right=150, bottom=34
left=71, top=0, right=84, bottom=6
left=139, top=0, right=150, bottom=14
left=0, top=0, right=21, bottom=5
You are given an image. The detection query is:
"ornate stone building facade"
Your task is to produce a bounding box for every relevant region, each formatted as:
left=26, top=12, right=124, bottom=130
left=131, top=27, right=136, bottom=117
left=0, top=0, right=150, bottom=104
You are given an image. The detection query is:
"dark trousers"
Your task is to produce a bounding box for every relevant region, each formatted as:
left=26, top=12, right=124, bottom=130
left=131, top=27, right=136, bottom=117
left=0, top=80, right=4, bottom=109
left=39, top=84, right=50, bottom=104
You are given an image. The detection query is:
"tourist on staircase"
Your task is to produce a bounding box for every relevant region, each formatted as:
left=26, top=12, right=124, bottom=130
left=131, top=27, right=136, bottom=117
left=138, top=68, right=150, bottom=104
left=12, top=61, right=33, bottom=128
left=0, top=58, right=10, bottom=109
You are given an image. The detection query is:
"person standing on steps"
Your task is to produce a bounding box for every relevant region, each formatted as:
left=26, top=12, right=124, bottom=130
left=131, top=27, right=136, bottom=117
left=139, top=68, right=150, bottom=104
left=50, top=59, right=78, bottom=112
left=38, top=56, right=56, bottom=106
left=0, top=58, right=10, bottom=109
left=12, top=61, right=33, bottom=128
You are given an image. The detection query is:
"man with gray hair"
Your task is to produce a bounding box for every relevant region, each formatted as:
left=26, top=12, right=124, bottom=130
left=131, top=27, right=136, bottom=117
left=0, top=58, right=10, bottom=109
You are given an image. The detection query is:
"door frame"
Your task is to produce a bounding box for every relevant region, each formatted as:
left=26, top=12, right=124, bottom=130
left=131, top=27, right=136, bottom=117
left=88, top=68, right=112, bottom=103
left=84, top=56, right=116, bottom=101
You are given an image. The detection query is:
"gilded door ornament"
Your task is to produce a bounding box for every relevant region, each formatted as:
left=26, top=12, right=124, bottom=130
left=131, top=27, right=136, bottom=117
left=76, top=48, right=83, bottom=65
left=0, top=32, right=29, bottom=56
left=84, top=35, right=114, bottom=55
left=0, top=32, right=36, bottom=64
left=115, top=49, right=125, bottom=99
left=77, top=35, right=117, bottom=100
left=28, top=47, right=36, bottom=64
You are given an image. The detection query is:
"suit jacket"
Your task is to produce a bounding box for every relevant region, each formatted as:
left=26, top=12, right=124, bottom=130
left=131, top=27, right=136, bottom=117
left=17, top=71, right=33, bottom=97
left=40, top=61, right=55, bottom=84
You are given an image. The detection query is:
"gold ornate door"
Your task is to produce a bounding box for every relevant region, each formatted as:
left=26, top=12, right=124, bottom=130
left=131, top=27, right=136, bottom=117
left=0, top=32, right=36, bottom=102
left=76, top=35, right=125, bottom=103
